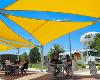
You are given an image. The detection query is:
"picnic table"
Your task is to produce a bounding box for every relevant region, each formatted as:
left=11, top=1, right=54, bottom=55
left=11, top=65, right=20, bottom=75
left=5, top=64, right=22, bottom=75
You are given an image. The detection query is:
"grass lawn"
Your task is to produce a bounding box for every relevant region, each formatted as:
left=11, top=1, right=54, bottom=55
left=29, top=64, right=48, bottom=69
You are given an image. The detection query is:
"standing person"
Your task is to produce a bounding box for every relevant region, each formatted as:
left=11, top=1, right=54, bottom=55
left=21, top=60, right=28, bottom=74
left=64, top=54, right=72, bottom=77
left=50, top=55, right=62, bottom=77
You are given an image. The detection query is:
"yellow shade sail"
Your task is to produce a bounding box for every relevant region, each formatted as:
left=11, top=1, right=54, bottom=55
left=0, top=20, right=30, bottom=45
left=5, top=0, right=100, bottom=18
left=0, top=38, right=32, bottom=48
left=4, top=42, right=30, bottom=48
left=0, top=44, right=13, bottom=51
left=7, top=15, right=94, bottom=45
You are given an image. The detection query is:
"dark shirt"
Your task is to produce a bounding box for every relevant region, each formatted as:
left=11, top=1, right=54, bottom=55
left=14, top=61, right=20, bottom=65
left=51, top=58, right=62, bottom=64
left=2, top=60, right=5, bottom=67
left=67, top=58, right=71, bottom=62
left=23, top=62, right=28, bottom=69
left=66, top=59, right=72, bottom=66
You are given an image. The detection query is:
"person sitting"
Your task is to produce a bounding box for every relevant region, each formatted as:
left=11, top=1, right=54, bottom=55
left=50, top=55, right=62, bottom=77
left=13, top=59, right=20, bottom=75
left=5, top=58, right=12, bottom=75
left=21, top=60, right=28, bottom=74
left=1, top=60, right=6, bottom=70
left=14, top=59, right=20, bottom=65
left=5, top=58, right=11, bottom=66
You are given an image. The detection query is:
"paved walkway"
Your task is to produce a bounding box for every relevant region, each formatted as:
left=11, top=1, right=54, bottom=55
left=15, top=73, right=97, bottom=80
left=15, top=72, right=47, bottom=80
left=0, top=69, right=99, bottom=80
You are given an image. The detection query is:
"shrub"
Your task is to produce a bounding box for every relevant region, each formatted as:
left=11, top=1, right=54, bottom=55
left=78, top=64, right=86, bottom=68
left=77, top=59, right=86, bottom=68
left=31, top=64, right=47, bottom=69
left=98, top=64, right=100, bottom=70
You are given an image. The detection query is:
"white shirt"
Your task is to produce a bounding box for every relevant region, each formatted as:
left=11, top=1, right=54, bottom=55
left=5, top=60, right=11, bottom=65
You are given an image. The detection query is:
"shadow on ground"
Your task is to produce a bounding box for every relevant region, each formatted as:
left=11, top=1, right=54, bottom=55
left=31, top=74, right=100, bottom=80
left=0, top=71, right=100, bottom=80
left=0, top=71, right=35, bottom=80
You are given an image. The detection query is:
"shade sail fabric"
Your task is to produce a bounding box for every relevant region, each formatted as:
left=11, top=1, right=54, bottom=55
left=7, top=15, right=94, bottom=45
left=0, top=0, right=16, bottom=9
left=5, top=0, right=100, bottom=18
left=2, top=41, right=30, bottom=48
left=0, top=38, right=31, bottom=48
left=5, top=42, right=31, bottom=48
left=0, top=38, right=33, bottom=48
left=0, top=10, right=97, bottom=22
left=0, top=20, right=30, bottom=46
left=0, top=44, right=13, bottom=51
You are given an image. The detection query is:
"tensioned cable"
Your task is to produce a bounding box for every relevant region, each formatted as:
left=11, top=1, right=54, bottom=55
left=30, top=20, right=48, bottom=34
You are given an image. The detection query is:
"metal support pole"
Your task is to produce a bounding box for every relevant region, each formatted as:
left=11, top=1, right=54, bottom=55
left=40, top=45, right=44, bottom=72
left=29, top=38, right=32, bottom=63
left=68, top=33, right=72, bottom=58
left=28, top=47, right=32, bottom=63
left=29, top=48, right=31, bottom=63
left=17, top=48, right=20, bottom=61
left=68, top=33, right=74, bottom=77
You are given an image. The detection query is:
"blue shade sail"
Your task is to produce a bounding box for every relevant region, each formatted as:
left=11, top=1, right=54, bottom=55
left=0, top=10, right=97, bottom=22
left=0, top=0, right=16, bottom=9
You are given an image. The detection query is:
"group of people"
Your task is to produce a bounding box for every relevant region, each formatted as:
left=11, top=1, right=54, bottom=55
left=50, top=53, right=80, bottom=78
left=1, top=58, right=28, bottom=75
left=50, top=54, right=72, bottom=77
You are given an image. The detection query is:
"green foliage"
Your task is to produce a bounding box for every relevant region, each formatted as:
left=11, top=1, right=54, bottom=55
left=20, top=52, right=29, bottom=61
left=78, top=64, right=86, bottom=68
left=77, top=59, right=86, bottom=68
left=0, top=54, right=17, bottom=62
left=98, top=64, right=100, bottom=70
left=48, top=44, right=65, bottom=59
left=91, top=33, right=100, bottom=56
left=85, top=34, right=91, bottom=38
left=29, top=47, right=40, bottom=63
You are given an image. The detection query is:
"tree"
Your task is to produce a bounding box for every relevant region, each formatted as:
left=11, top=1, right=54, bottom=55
left=29, top=47, right=40, bottom=63
left=20, top=52, right=29, bottom=61
left=84, top=34, right=93, bottom=49
left=91, top=33, right=100, bottom=56
left=48, top=44, right=65, bottom=59
left=0, top=54, right=17, bottom=62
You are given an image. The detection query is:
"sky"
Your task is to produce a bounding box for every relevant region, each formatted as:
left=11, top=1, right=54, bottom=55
left=0, top=0, right=100, bottom=55
left=0, top=22, right=99, bottom=56
left=43, top=22, right=100, bottom=55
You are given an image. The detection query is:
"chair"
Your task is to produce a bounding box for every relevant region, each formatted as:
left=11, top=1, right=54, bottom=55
left=5, top=65, right=11, bottom=75
left=12, top=65, right=19, bottom=75
left=48, top=63, right=63, bottom=80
